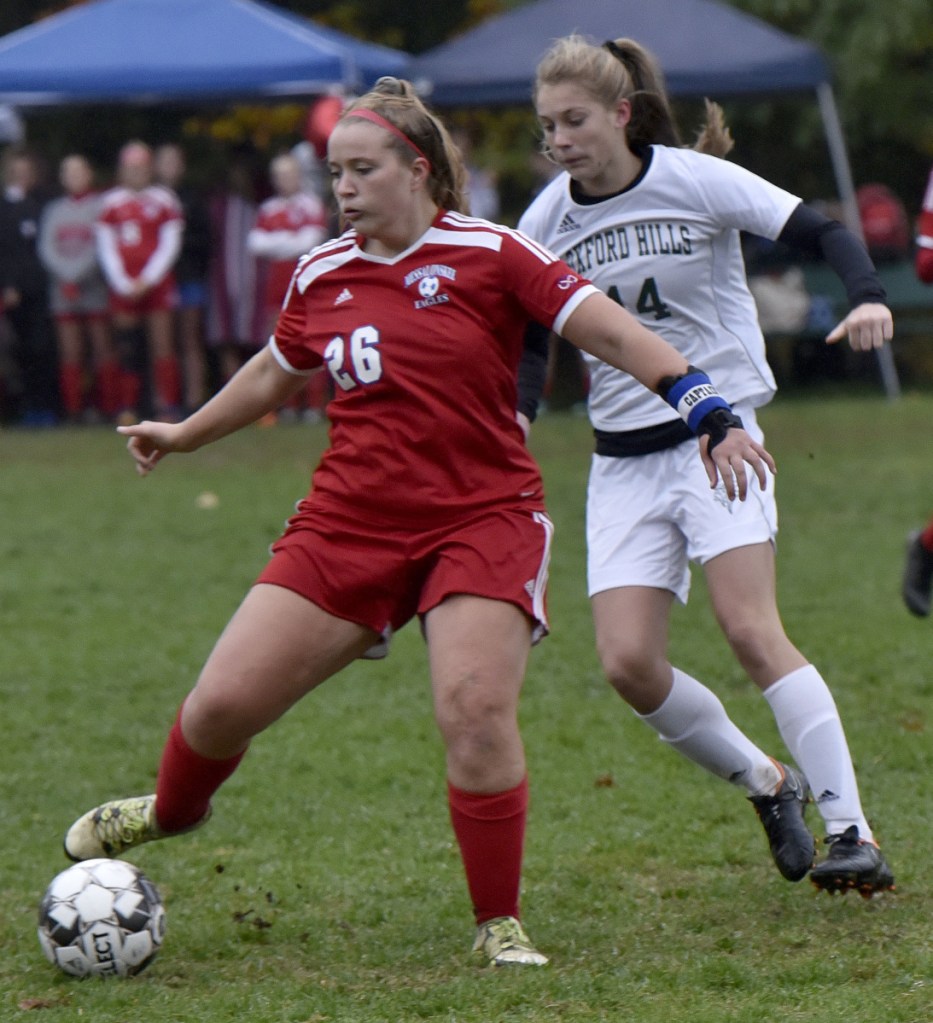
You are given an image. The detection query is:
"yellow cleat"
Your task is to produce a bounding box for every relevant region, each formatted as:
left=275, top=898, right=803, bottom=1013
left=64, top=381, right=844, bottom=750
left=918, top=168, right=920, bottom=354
left=472, top=916, right=548, bottom=967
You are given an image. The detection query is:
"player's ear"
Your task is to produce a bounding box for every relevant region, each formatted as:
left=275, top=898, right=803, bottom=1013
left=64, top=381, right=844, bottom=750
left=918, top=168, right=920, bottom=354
left=409, top=155, right=431, bottom=190
left=613, top=98, right=632, bottom=131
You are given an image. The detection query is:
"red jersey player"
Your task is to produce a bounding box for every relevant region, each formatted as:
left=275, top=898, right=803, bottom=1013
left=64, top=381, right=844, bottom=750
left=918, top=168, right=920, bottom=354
left=248, top=152, right=330, bottom=422
left=916, top=163, right=933, bottom=284
left=96, top=140, right=184, bottom=421
left=64, top=79, right=772, bottom=968
left=902, top=163, right=933, bottom=615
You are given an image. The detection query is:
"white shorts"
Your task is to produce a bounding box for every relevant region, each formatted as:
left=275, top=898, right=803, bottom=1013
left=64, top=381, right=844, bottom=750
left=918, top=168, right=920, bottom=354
left=586, top=404, right=777, bottom=603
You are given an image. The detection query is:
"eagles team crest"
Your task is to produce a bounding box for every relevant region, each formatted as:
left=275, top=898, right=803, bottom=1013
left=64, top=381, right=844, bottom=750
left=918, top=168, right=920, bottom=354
left=404, top=263, right=456, bottom=309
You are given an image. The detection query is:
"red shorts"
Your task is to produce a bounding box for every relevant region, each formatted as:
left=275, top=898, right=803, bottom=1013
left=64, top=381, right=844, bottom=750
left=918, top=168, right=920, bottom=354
left=109, top=276, right=178, bottom=316
left=256, top=502, right=554, bottom=642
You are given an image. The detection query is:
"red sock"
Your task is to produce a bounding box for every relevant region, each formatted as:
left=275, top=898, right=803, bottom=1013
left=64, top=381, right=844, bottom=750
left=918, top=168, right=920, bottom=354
left=59, top=363, right=83, bottom=416
left=95, top=360, right=122, bottom=417
left=921, top=519, right=933, bottom=552
left=448, top=776, right=528, bottom=925
left=119, top=369, right=141, bottom=413
left=155, top=713, right=246, bottom=833
left=153, top=356, right=181, bottom=410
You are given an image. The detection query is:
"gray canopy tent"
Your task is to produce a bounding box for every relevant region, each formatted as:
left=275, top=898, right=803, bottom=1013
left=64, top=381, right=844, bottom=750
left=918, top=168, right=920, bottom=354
left=410, top=0, right=899, bottom=397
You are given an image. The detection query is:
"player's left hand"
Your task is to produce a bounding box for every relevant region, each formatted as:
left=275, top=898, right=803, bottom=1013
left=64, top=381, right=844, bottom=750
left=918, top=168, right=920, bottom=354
left=825, top=302, right=893, bottom=351
left=699, top=428, right=775, bottom=502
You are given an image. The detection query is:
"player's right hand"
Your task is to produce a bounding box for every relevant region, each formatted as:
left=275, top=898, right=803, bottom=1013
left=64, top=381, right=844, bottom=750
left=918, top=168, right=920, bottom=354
left=117, top=421, right=187, bottom=476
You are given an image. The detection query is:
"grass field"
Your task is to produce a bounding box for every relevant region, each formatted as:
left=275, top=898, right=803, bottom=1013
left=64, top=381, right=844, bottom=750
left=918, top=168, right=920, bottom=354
left=1, top=391, right=931, bottom=1022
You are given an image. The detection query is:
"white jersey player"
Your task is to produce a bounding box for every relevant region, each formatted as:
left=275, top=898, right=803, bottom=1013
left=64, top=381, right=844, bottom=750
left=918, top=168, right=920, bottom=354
left=518, top=34, right=894, bottom=896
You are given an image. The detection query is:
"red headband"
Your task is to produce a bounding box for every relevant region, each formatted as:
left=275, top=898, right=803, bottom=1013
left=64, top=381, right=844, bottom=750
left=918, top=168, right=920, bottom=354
left=344, top=108, right=431, bottom=167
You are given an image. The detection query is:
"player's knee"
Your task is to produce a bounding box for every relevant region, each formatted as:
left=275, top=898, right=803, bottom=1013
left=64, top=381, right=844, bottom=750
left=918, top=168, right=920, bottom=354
left=720, top=615, right=796, bottom=683
left=599, top=645, right=668, bottom=706
left=436, top=689, right=517, bottom=766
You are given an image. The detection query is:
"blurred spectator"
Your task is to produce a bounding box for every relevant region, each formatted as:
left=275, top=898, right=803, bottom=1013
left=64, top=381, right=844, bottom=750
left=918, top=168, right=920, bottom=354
left=915, top=162, right=933, bottom=284
left=154, top=142, right=212, bottom=413
left=857, top=183, right=910, bottom=263
left=0, top=105, right=24, bottom=145
left=38, top=153, right=118, bottom=423
left=96, top=140, right=183, bottom=422
left=0, top=146, right=58, bottom=426
left=292, top=94, right=343, bottom=214
left=205, top=153, right=263, bottom=389
left=247, top=152, right=329, bottom=423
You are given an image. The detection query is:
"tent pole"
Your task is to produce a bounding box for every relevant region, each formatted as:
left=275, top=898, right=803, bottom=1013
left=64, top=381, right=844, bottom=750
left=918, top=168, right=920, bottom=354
left=817, top=81, right=900, bottom=400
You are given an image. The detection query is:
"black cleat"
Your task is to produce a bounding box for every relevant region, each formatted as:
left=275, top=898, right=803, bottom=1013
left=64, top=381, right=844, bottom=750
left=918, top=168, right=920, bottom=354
left=749, top=762, right=815, bottom=881
left=902, top=529, right=933, bottom=617
left=810, top=825, right=895, bottom=898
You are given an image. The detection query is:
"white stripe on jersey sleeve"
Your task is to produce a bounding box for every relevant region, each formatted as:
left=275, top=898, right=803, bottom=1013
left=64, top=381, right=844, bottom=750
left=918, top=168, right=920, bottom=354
left=267, top=336, right=317, bottom=376
left=552, top=284, right=600, bottom=335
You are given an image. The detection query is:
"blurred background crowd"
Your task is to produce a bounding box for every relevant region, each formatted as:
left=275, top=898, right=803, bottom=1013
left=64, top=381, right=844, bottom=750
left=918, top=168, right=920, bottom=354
left=0, top=0, right=931, bottom=428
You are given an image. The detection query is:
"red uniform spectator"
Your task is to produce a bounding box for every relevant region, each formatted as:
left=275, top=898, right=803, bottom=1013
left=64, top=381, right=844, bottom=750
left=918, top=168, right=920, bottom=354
left=248, top=153, right=329, bottom=422
left=96, top=141, right=183, bottom=421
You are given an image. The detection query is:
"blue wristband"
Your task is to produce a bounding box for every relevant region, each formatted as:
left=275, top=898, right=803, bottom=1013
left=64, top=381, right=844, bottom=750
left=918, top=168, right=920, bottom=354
left=663, top=370, right=731, bottom=434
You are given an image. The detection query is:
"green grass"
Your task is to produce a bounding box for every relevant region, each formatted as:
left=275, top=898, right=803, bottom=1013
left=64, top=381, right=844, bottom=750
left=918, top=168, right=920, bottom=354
left=1, top=392, right=931, bottom=1022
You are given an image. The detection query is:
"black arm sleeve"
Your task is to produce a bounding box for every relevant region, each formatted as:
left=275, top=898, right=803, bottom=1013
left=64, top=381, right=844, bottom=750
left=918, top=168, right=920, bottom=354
left=516, top=320, right=550, bottom=422
left=777, top=203, right=887, bottom=308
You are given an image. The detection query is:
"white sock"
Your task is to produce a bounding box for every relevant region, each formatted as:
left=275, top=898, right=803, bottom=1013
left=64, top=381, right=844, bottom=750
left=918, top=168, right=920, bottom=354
left=763, top=665, right=872, bottom=840
left=639, top=668, right=780, bottom=796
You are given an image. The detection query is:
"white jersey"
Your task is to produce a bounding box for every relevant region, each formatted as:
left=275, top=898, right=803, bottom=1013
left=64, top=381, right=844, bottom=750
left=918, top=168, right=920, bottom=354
left=518, top=145, right=800, bottom=431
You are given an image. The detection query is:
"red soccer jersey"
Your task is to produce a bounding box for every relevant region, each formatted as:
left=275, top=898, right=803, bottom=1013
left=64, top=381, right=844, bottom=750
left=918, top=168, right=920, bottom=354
left=97, top=185, right=183, bottom=281
left=271, top=209, right=598, bottom=525
left=251, top=193, right=328, bottom=306
left=916, top=165, right=933, bottom=284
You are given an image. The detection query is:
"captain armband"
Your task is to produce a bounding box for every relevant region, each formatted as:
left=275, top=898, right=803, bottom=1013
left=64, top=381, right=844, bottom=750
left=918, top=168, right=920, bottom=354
left=658, top=365, right=743, bottom=452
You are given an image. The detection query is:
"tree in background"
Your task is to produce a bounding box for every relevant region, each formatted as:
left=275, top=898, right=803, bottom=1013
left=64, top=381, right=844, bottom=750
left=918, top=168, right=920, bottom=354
left=720, top=0, right=933, bottom=216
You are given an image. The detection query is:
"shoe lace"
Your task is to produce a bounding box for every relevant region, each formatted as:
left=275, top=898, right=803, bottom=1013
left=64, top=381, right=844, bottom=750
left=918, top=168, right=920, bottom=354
left=486, top=918, right=530, bottom=952
left=100, top=801, right=149, bottom=843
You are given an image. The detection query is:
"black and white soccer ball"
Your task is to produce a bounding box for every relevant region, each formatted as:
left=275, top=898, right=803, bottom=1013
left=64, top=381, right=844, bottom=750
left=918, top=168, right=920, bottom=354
left=38, top=858, right=166, bottom=978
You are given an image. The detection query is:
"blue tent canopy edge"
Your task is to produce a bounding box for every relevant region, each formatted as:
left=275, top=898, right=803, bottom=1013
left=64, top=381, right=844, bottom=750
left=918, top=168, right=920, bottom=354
left=0, top=0, right=409, bottom=104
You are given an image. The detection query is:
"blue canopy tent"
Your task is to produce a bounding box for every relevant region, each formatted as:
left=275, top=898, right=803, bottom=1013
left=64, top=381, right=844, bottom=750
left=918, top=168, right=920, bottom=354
left=0, top=0, right=409, bottom=104
left=410, top=0, right=829, bottom=105
left=410, top=0, right=898, bottom=397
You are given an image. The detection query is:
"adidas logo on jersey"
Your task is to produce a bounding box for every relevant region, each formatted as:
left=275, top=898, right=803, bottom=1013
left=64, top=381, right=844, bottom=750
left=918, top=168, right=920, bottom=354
left=334, top=287, right=353, bottom=306
left=556, top=213, right=580, bottom=234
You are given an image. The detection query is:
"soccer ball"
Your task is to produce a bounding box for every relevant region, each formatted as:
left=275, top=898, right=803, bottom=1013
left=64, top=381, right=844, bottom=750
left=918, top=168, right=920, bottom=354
left=37, top=858, right=166, bottom=978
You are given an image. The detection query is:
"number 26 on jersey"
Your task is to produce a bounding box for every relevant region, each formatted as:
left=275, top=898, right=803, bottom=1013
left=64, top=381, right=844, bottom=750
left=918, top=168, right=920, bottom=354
left=324, top=325, right=383, bottom=390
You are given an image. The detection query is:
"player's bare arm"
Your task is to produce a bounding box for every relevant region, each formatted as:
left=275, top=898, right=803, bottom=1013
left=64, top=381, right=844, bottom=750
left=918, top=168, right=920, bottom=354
left=118, top=346, right=307, bottom=475
left=561, top=291, right=690, bottom=387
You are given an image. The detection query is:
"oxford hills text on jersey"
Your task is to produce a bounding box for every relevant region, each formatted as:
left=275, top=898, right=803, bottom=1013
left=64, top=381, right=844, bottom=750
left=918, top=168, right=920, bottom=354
left=560, top=222, right=693, bottom=275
